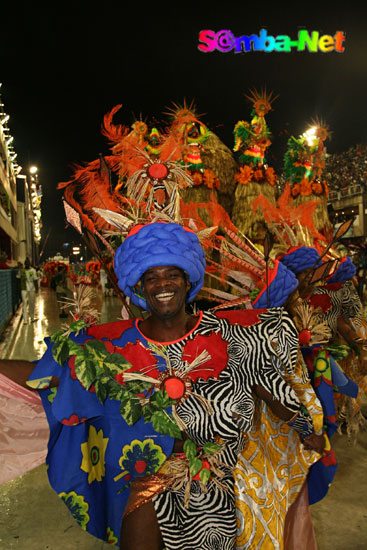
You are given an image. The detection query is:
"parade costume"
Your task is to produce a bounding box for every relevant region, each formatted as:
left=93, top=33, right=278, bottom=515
left=194, top=223, right=323, bottom=549
left=1, top=95, right=364, bottom=550
left=25, top=222, right=318, bottom=550
left=235, top=354, right=323, bottom=550
left=2, top=107, right=326, bottom=549
left=312, top=272, right=366, bottom=443
left=326, top=256, right=356, bottom=284
left=283, top=120, right=332, bottom=237
left=28, top=308, right=306, bottom=549
left=156, top=103, right=238, bottom=231
left=278, top=250, right=360, bottom=504
left=338, top=313, right=367, bottom=440
left=244, top=185, right=363, bottom=546
left=231, top=90, right=278, bottom=240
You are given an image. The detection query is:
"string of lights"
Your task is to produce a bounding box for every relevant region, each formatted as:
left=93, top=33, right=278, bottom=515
left=0, top=82, right=42, bottom=259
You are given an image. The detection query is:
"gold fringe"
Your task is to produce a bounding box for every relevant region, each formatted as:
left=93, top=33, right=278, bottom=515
left=203, top=132, right=238, bottom=211
left=291, top=302, right=332, bottom=347
left=159, top=448, right=229, bottom=508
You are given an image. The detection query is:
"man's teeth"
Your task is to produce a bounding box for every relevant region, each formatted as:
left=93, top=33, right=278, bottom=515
left=156, top=292, right=174, bottom=301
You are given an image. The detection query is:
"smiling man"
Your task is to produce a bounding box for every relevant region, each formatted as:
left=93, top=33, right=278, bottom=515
left=112, top=222, right=324, bottom=549
left=139, top=266, right=196, bottom=341
left=143, top=266, right=189, bottom=311
left=0, top=222, right=324, bottom=550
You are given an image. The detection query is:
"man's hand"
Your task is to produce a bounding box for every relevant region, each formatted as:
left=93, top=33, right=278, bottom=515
left=302, top=433, right=325, bottom=454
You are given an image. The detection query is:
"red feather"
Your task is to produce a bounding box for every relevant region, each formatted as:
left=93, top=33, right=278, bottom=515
left=63, top=184, right=95, bottom=233
left=251, top=183, right=327, bottom=245
left=58, top=156, right=125, bottom=231
left=159, top=111, right=202, bottom=162
left=100, top=104, right=129, bottom=145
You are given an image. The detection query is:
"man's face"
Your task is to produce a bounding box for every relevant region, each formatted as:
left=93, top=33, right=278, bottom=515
left=142, top=265, right=190, bottom=319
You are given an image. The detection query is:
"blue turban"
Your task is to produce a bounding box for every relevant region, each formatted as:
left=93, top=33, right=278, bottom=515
left=114, top=223, right=206, bottom=310
left=327, top=256, right=356, bottom=283
left=279, top=246, right=321, bottom=275
left=252, top=259, right=299, bottom=308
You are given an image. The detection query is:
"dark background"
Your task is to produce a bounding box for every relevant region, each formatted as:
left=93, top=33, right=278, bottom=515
left=1, top=5, right=366, bottom=259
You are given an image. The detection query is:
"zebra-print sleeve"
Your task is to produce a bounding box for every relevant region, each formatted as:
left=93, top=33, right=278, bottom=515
left=256, top=361, right=301, bottom=414
left=340, top=281, right=363, bottom=326
left=253, top=308, right=301, bottom=414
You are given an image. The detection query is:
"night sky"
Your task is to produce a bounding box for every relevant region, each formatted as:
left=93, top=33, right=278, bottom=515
left=1, top=5, right=367, bottom=259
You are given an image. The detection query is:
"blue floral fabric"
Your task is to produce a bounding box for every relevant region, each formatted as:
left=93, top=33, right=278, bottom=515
left=28, top=321, right=174, bottom=546
left=27, top=308, right=302, bottom=549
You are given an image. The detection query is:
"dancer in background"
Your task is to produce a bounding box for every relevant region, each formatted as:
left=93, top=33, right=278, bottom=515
left=0, top=222, right=324, bottom=550
left=16, top=257, right=39, bottom=323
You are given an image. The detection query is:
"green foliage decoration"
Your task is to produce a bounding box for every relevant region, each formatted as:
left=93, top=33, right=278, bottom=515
left=50, top=321, right=181, bottom=439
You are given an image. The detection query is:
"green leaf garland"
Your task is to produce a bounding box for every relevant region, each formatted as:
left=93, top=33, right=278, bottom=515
left=50, top=324, right=183, bottom=439
left=151, top=410, right=182, bottom=439
left=183, top=439, right=224, bottom=487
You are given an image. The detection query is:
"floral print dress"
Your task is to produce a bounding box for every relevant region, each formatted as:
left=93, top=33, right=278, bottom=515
left=27, top=307, right=303, bottom=549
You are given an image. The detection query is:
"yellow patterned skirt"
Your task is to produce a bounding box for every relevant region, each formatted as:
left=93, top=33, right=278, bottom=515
left=235, top=358, right=323, bottom=550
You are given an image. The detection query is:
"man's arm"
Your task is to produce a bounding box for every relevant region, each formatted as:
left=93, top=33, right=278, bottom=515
left=254, top=384, right=325, bottom=454
left=0, top=360, right=59, bottom=390
left=0, top=360, right=36, bottom=389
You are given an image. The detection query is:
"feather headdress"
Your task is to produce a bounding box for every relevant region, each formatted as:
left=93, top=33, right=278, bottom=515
left=58, top=154, right=123, bottom=233
left=198, top=222, right=298, bottom=310
left=159, top=101, right=210, bottom=163
left=251, top=183, right=327, bottom=255
left=123, top=147, right=193, bottom=216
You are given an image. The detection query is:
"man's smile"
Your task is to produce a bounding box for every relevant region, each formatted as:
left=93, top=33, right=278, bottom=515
left=155, top=292, right=175, bottom=302
left=141, top=266, right=191, bottom=317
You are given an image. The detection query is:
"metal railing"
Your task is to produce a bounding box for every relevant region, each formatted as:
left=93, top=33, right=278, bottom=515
left=328, top=185, right=363, bottom=201
left=0, top=269, right=21, bottom=335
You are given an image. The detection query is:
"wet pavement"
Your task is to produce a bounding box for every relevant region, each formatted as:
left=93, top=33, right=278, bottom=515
left=0, top=287, right=122, bottom=550
left=0, top=286, right=123, bottom=362
left=0, top=288, right=366, bottom=549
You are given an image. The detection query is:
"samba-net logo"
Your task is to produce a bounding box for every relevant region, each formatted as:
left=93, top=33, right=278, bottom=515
left=198, top=29, right=346, bottom=53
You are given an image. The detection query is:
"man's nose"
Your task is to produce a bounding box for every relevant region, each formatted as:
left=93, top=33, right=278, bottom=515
left=155, top=276, right=172, bottom=288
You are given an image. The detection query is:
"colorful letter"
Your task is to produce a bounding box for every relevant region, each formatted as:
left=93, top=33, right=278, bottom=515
left=234, top=34, right=255, bottom=53
left=318, top=35, right=335, bottom=52
left=198, top=30, right=217, bottom=53
left=297, top=30, right=319, bottom=52
left=198, top=28, right=345, bottom=55
left=215, top=30, right=235, bottom=52
left=334, top=31, right=346, bottom=52
left=258, top=29, right=275, bottom=52
left=274, top=35, right=292, bottom=52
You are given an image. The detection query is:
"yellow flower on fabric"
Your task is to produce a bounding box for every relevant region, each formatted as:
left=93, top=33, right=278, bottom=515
left=59, top=491, right=90, bottom=529
left=80, top=425, right=109, bottom=484
left=114, top=438, right=167, bottom=482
